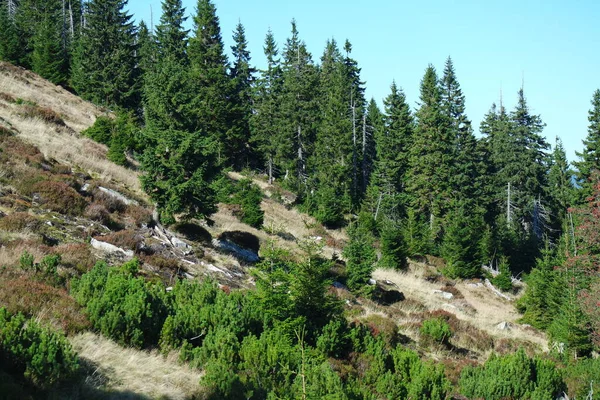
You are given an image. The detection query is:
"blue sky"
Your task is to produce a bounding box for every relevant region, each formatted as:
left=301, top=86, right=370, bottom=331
left=129, top=0, right=600, bottom=162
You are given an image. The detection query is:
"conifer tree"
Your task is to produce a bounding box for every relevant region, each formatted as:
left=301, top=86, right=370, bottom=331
left=574, top=89, right=600, bottom=200
left=547, top=138, right=575, bottom=232
left=188, top=0, right=231, bottom=163
left=440, top=207, right=481, bottom=278
left=137, top=21, right=155, bottom=80
left=229, top=21, right=255, bottom=169
left=0, top=1, right=25, bottom=64
left=368, top=82, right=413, bottom=220
left=440, top=57, right=479, bottom=209
left=508, top=88, right=549, bottom=235
left=406, top=65, right=452, bottom=234
left=309, top=39, right=352, bottom=226
left=378, top=220, right=408, bottom=270
left=71, top=0, right=140, bottom=110
left=279, top=20, right=319, bottom=190
left=143, top=0, right=193, bottom=131
left=154, top=0, right=188, bottom=63
left=343, top=221, right=376, bottom=292
left=250, top=29, right=284, bottom=184
left=31, top=11, right=68, bottom=85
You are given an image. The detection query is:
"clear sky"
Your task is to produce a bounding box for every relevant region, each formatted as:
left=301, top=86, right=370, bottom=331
left=128, top=0, right=600, bottom=162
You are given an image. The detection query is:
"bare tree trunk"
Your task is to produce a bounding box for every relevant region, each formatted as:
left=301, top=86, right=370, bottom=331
left=297, top=124, right=304, bottom=181
left=361, top=113, right=368, bottom=192
left=268, top=155, right=273, bottom=185
left=506, top=182, right=512, bottom=226
left=351, top=98, right=358, bottom=202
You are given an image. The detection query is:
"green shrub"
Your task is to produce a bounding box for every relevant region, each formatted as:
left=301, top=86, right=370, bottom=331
left=459, top=348, right=564, bottom=400
left=70, top=260, right=168, bottom=348
left=235, top=179, right=264, bottom=228
left=492, top=256, right=513, bottom=292
left=420, top=317, right=453, bottom=346
left=316, top=318, right=351, bottom=358
left=82, top=116, right=113, bottom=145
left=0, top=308, right=79, bottom=388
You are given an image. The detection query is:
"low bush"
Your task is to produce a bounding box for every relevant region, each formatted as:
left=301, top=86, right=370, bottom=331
left=125, top=205, right=153, bottom=227
left=94, top=229, right=141, bottom=251
left=55, top=243, right=96, bottom=273
left=0, top=212, right=40, bottom=232
left=0, top=92, right=16, bottom=103
left=459, top=348, right=564, bottom=400
left=70, top=260, right=168, bottom=348
left=19, top=104, right=65, bottom=126
left=84, top=202, right=111, bottom=225
left=420, top=317, right=453, bottom=346
left=82, top=116, right=113, bottom=145
left=91, top=189, right=127, bottom=213
left=32, top=181, right=87, bottom=216
left=0, top=307, right=79, bottom=388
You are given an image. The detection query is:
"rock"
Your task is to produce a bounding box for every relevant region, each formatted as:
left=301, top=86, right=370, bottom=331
left=170, top=236, right=191, bottom=249
left=98, top=186, right=138, bottom=206
left=368, top=279, right=377, bottom=285
left=332, top=281, right=348, bottom=290
left=81, top=183, right=90, bottom=192
left=90, top=238, right=134, bottom=258
left=212, top=239, right=259, bottom=263
left=45, top=221, right=53, bottom=226
left=467, top=282, right=483, bottom=288
left=433, top=290, right=454, bottom=300
left=495, top=321, right=512, bottom=331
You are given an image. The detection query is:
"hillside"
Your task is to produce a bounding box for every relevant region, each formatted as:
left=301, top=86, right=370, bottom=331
left=0, top=63, right=592, bottom=399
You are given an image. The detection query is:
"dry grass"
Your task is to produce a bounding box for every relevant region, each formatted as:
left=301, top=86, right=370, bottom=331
left=71, top=332, right=205, bottom=400
left=0, top=63, right=143, bottom=195
left=372, top=264, right=549, bottom=351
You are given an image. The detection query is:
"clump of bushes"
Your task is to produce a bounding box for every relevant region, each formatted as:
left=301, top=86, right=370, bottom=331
left=32, top=180, right=87, bottom=216
left=0, top=307, right=79, bottom=388
left=70, top=259, right=168, bottom=348
left=212, top=174, right=264, bottom=229
left=125, top=205, right=153, bottom=227
left=459, top=348, right=564, bottom=399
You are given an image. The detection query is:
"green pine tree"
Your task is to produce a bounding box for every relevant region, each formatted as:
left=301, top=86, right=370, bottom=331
left=378, top=220, right=408, bottom=270
left=547, top=137, right=575, bottom=233
left=406, top=65, right=453, bottom=235
left=440, top=207, right=481, bottom=279
left=31, top=12, right=68, bottom=85
left=0, top=1, right=25, bottom=64
left=343, top=221, right=376, bottom=292
left=574, top=89, right=600, bottom=201
left=228, top=21, right=255, bottom=169
left=250, top=29, right=284, bottom=184
left=71, top=0, right=140, bottom=110
left=188, top=0, right=231, bottom=164
left=154, top=0, right=188, bottom=63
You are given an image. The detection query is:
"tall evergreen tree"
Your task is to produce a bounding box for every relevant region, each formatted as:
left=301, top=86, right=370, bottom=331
left=229, top=21, right=255, bottom=169
left=31, top=11, right=68, bottom=84
left=0, top=0, right=25, bottom=64
left=137, top=20, right=155, bottom=80
left=279, top=20, right=319, bottom=190
left=574, top=89, right=600, bottom=201
left=250, top=29, right=284, bottom=184
left=188, top=0, right=231, bottom=163
left=71, top=0, right=140, bottom=110
left=367, top=82, right=413, bottom=221
left=547, top=138, right=575, bottom=233
left=406, top=65, right=452, bottom=234
left=360, top=98, right=380, bottom=199
left=143, top=0, right=193, bottom=131
left=308, top=39, right=352, bottom=226
left=440, top=57, right=479, bottom=209
left=154, top=0, right=188, bottom=63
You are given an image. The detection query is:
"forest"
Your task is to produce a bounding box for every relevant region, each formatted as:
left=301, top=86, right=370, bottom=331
left=0, top=0, right=600, bottom=398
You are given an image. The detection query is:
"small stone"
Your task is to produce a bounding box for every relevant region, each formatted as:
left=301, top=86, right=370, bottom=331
left=433, top=290, right=454, bottom=300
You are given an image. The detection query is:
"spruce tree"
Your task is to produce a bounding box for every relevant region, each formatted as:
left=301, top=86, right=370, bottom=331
left=343, top=221, right=376, bottom=293
left=71, top=0, right=140, bottom=110
left=378, top=220, right=408, bottom=270
left=368, top=82, right=413, bottom=221
left=279, top=20, right=319, bottom=190
left=250, top=29, right=284, bottom=184
left=154, top=0, right=188, bottom=63
left=574, top=89, right=600, bottom=200
left=0, top=1, right=25, bottom=64
left=406, top=65, right=452, bottom=236
left=440, top=57, right=479, bottom=209
left=188, top=0, right=231, bottom=163
left=143, top=0, right=193, bottom=131
left=31, top=12, right=68, bottom=85
left=547, top=138, right=575, bottom=233
left=508, top=88, right=549, bottom=235
left=309, top=39, right=352, bottom=226
left=137, top=21, right=155, bottom=80
left=440, top=207, right=481, bottom=279
left=229, top=21, right=255, bottom=169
